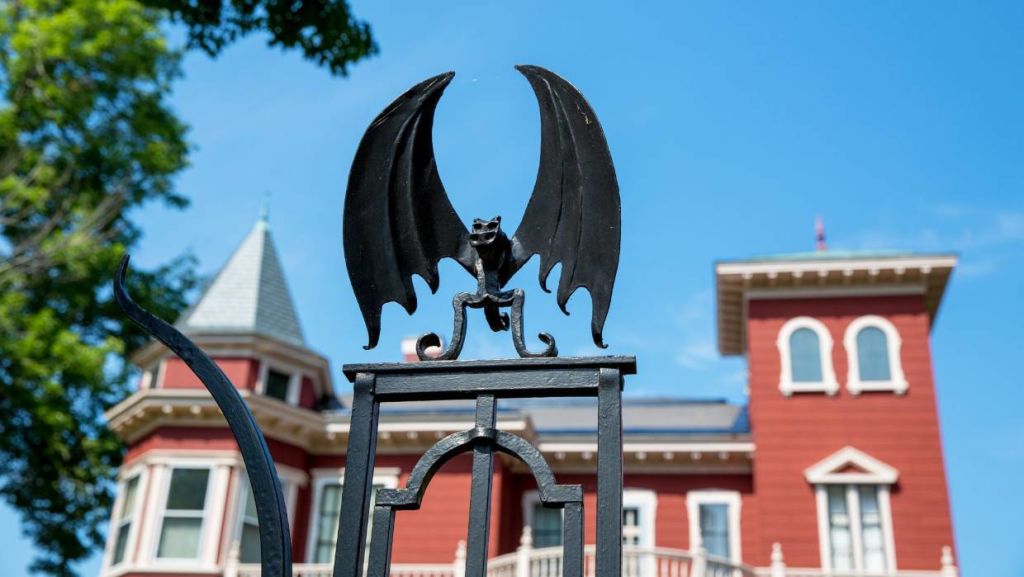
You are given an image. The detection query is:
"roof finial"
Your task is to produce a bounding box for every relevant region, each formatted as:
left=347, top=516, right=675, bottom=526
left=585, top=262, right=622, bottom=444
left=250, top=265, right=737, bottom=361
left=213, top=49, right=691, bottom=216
left=258, top=191, right=271, bottom=228
left=815, top=215, right=827, bottom=251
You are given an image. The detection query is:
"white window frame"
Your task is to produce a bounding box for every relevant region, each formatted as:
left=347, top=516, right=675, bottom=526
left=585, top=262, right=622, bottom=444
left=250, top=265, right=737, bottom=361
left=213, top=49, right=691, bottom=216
left=149, top=462, right=227, bottom=568
left=258, top=359, right=303, bottom=405
left=686, top=489, right=742, bottom=563
left=102, top=464, right=149, bottom=571
left=777, top=316, right=839, bottom=396
left=305, top=467, right=401, bottom=564
left=843, top=315, right=908, bottom=395
left=150, top=465, right=212, bottom=565
left=522, top=489, right=656, bottom=548
left=806, top=447, right=898, bottom=572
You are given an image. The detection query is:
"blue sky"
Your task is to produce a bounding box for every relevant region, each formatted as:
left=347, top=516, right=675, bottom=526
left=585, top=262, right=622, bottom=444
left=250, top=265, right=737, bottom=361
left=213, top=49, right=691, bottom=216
left=3, top=1, right=1022, bottom=576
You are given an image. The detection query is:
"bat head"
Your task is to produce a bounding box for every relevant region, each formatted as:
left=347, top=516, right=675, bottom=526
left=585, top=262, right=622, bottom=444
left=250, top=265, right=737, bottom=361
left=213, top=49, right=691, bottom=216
left=469, top=216, right=510, bottom=271
left=469, top=217, right=505, bottom=248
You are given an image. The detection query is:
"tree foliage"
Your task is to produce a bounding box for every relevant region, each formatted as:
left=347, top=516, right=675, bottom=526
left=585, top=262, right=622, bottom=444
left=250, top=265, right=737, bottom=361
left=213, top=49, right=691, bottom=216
left=146, top=0, right=377, bottom=75
left=0, top=0, right=375, bottom=575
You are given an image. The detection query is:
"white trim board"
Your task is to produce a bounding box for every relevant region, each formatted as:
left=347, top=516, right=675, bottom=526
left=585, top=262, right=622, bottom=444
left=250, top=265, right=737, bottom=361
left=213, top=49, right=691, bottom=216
left=804, top=446, right=899, bottom=485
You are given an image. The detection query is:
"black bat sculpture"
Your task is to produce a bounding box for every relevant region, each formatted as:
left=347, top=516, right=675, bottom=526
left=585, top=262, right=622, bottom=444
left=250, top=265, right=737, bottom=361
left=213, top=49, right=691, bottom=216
left=344, top=65, right=620, bottom=361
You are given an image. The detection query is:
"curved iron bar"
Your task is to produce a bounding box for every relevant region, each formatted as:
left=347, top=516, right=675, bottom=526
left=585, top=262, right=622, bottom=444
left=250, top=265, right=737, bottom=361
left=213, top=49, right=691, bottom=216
left=416, top=289, right=556, bottom=361
left=114, top=256, right=292, bottom=577
left=376, top=428, right=581, bottom=509
left=509, top=289, right=557, bottom=358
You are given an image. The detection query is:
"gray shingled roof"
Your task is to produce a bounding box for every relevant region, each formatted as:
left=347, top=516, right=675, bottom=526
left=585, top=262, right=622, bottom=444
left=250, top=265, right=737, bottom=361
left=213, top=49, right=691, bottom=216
left=334, top=397, right=749, bottom=436
left=176, top=218, right=305, bottom=346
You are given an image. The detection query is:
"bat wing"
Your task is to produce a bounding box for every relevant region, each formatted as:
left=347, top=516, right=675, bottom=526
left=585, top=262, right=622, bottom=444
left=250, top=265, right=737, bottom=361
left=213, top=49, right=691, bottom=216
left=344, top=72, right=475, bottom=350
left=508, top=65, right=621, bottom=348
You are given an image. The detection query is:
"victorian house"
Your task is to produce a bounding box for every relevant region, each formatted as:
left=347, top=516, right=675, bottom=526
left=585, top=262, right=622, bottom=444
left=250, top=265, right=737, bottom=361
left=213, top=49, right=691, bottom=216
left=100, top=217, right=959, bottom=577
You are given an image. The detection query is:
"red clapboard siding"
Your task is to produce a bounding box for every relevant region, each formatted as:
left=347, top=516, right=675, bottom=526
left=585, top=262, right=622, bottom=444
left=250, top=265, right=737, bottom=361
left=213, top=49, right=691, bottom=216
left=746, top=295, right=955, bottom=570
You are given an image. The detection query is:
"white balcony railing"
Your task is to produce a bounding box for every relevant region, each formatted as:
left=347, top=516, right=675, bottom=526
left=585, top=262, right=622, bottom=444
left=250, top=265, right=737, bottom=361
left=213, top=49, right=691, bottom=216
left=487, top=543, right=755, bottom=577
left=227, top=538, right=957, bottom=577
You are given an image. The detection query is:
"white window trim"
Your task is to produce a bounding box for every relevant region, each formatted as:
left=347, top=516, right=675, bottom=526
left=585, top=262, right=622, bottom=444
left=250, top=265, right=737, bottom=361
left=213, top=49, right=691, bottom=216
left=777, top=316, right=839, bottom=396
left=686, top=489, right=742, bottom=564
left=304, top=467, right=401, bottom=563
left=843, top=315, right=908, bottom=395
left=804, top=446, right=899, bottom=485
left=147, top=461, right=231, bottom=569
left=101, top=464, right=149, bottom=572
left=257, top=359, right=304, bottom=405
left=522, top=489, right=657, bottom=548
left=806, top=447, right=898, bottom=572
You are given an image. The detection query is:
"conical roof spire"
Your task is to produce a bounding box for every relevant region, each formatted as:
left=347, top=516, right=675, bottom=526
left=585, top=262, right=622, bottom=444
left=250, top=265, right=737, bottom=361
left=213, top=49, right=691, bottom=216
left=176, top=216, right=305, bottom=346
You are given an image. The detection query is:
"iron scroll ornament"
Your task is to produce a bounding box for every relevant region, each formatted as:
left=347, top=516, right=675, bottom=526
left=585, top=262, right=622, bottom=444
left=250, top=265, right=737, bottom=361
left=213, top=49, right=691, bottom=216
left=114, top=257, right=293, bottom=577
left=343, top=65, right=621, bottom=360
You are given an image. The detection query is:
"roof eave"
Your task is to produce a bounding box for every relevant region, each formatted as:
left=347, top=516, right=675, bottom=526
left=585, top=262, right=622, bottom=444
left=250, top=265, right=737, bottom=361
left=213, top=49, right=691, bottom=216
left=715, top=253, right=958, bottom=356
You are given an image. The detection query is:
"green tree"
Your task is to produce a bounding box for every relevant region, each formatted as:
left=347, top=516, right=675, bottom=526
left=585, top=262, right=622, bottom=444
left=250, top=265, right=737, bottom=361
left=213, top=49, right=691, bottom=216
left=0, top=1, right=375, bottom=575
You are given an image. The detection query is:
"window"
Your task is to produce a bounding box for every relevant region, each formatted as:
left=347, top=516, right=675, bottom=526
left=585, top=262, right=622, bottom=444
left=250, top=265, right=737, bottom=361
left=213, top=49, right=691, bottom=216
left=156, top=467, right=211, bottom=560
left=622, top=507, right=641, bottom=546
left=264, top=369, right=292, bottom=402
left=806, top=447, right=898, bottom=572
left=306, top=469, right=400, bottom=564
left=532, top=503, right=563, bottom=548
left=843, top=316, right=908, bottom=395
left=687, top=490, right=742, bottom=563
left=236, top=483, right=261, bottom=564
left=110, top=475, right=141, bottom=566
left=777, top=317, right=839, bottom=395
left=312, top=482, right=345, bottom=563
left=523, top=489, right=656, bottom=551
left=790, top=328, right=824, bottom=382
left=823, top=485, right=891, bottom=573
left=699, top=503, right=731, bottom=558
left=856, top=328, right=890, bottom=381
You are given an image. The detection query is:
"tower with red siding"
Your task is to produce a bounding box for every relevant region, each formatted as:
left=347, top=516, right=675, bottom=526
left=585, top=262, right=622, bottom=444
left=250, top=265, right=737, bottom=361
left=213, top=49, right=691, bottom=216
left=716, top=251, right=957, bottom=572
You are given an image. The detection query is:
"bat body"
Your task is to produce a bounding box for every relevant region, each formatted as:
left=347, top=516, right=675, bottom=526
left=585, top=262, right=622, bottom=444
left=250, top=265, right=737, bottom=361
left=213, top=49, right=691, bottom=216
left=343, top=66, right=620, bottom=360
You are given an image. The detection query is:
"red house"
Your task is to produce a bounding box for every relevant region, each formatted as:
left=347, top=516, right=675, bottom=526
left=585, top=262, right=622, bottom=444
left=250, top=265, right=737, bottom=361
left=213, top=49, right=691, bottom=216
left=100, top=218, right=960, bottom=577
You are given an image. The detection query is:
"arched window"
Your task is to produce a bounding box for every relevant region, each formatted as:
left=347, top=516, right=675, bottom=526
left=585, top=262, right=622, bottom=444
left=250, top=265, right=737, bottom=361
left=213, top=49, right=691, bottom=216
left=844, top=316, right=907, bottom=395
left=777, top=317, right=839, bottom=395
left=790, top=328, right=824, bottom=383
left=856, top=327, right=891, bottom=381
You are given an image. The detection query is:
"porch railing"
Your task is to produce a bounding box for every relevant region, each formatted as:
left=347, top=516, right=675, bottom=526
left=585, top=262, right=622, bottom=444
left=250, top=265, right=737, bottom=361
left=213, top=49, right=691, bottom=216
left=486, top=544, right=755, bottom=577
left=227, top=540, right=957, bottom=577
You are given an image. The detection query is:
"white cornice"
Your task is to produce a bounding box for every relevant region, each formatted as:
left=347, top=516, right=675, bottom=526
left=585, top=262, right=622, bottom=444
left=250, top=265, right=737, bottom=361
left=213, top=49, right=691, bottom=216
left=716, top=253, right=957, bottom=356
left=715, top=254, right=958, bottom=277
